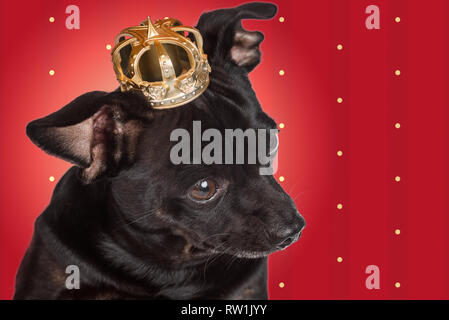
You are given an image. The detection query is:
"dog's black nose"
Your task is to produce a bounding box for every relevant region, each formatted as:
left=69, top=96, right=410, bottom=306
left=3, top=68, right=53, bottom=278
left=275, top=216, right=305, bottom=250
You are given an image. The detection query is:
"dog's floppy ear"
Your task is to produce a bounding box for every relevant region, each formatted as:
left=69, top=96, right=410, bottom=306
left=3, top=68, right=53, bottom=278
left=196, top=2, right=277, bottom=73
left=26, top=91, right=149, bottom=183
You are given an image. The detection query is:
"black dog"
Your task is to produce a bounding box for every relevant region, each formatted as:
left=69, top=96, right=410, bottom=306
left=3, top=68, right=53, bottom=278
left=14, top=2, right=305, bottom=300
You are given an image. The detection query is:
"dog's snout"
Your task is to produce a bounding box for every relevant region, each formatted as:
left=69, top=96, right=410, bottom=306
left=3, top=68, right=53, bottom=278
left=274, top=215, right=305, bottom=250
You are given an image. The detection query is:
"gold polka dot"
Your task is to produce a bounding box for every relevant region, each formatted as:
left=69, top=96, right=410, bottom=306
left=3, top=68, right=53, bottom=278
left=49, top=176, right=55, bottom=182
left=337, top=97, right=343, bottom=104
left=49, top=17, right=55, bottom=23
left=279, top=70, right=285, bottom=76
left=337, top=44, right=343, bottom=50
left=337, top=257, right=343, bottom=263
left=279, top=282, right=285, bottom=288
left=279, top=123, right=285, bottom=129
left=337, top=203, right=343, bottom=210
left=106, top=44, right=112, bottom=50
left=395, top=176, right=401, bottom=182
left=395, top=69, right=401, bottom=76
left=337, top=150, right=343, bottom=157
left=49, top=70, right=55, bottom=76
left=395, top=282, right=401, bottom=288
left=279, top=17, right=285, bottom=23
left=279, top=176, right=285, bottom=182
left=395, top=17, right=401, bottom=23
left=395, top=122, right=401, bottom=129
left=395, top=229, right=401, bottom=235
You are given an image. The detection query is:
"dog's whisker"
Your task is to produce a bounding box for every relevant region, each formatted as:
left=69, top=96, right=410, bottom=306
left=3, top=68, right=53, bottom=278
left=200, top=232, right=230, bottom=243
left=202, top=240, right=232, bottom=281
left=292, top=191, right=304, bottom=202
left=287, top=182, right=301, bottom=197
left=113, top=207, right=163, bottom=228
left=224, top=254, right=240, bottom=271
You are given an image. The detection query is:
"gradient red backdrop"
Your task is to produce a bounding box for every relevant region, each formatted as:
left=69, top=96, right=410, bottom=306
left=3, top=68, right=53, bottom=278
left=1, top=0, right=448, bottom=300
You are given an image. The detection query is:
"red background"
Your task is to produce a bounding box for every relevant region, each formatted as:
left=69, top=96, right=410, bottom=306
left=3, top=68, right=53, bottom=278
left=1, top=0, right=448, bottom=300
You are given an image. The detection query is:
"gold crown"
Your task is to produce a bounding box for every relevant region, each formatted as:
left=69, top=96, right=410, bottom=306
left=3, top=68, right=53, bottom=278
left=111, top=17, right=211, bottom=109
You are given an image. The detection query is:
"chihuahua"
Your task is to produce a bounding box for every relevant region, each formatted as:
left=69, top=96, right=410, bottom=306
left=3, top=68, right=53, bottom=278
left=14, top=2, right=305, bottom=300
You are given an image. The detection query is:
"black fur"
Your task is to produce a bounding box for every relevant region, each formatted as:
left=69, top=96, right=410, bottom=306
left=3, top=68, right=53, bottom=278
left=14, top=2, right=305, bottom=300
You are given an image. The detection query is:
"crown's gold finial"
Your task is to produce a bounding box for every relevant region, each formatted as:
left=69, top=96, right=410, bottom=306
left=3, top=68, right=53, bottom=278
left=146, top=16, right=158, bottom=38
left=111, top=17, right=211, bottom=109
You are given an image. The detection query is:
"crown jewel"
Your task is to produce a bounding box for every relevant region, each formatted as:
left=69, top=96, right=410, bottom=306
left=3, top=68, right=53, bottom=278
left=112, top=17, right=211, bottom=109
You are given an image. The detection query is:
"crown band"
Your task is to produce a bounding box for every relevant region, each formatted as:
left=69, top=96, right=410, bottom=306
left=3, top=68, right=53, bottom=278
left=111, top=17, right=211, bottom=109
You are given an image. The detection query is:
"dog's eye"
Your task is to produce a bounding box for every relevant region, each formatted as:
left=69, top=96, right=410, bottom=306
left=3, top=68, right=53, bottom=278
left=189, top=179, right=217, bottom=201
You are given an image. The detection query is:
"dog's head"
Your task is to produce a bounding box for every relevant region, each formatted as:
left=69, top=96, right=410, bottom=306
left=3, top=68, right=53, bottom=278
left=27, top=2, right=305, bottom=261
